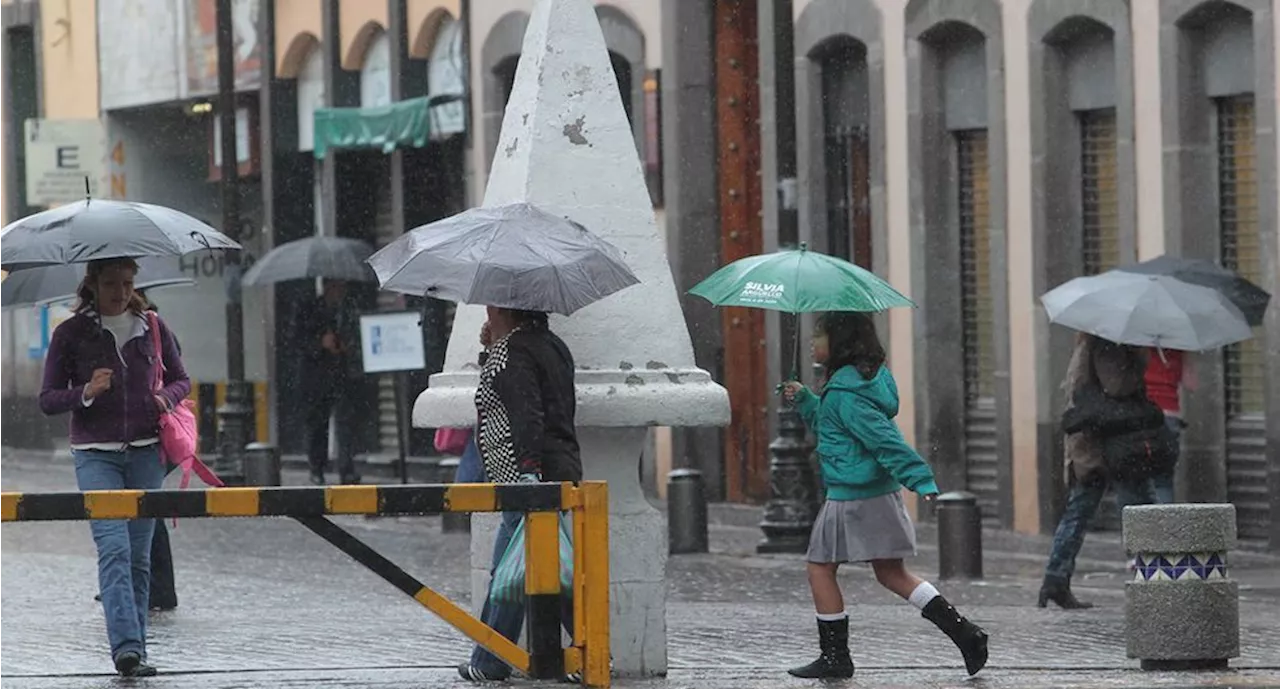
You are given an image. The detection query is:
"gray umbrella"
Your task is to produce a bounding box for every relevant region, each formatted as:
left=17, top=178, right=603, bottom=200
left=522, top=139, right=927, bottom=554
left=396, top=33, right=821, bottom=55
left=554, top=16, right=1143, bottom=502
left=1, top=257, right=194, bottom=310
left=368, top=202, right=639, bottom=315
left=1, top=199, right=241, bottom=271
left=1041, top=272, right=1253, bottom=351
left=241, top=236, right=376, bottom=286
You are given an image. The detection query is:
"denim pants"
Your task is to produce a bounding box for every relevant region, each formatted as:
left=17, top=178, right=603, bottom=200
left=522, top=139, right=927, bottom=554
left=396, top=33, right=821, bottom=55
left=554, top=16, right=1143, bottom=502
left=453, top=433, right=485, bottom=484
left=1045, top=471, right=1156, bottom=582
left=470, top=511, right=575, bottom=678
left=73, top=446, right=166, bottom=661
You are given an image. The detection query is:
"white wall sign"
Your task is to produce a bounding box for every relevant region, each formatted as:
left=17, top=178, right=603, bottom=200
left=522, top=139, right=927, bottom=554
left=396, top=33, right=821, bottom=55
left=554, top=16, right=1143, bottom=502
left=24, top=119, right=107, bottom=206
left=360, top=311, right=425, bottom=373
left=360, top=32, right=392, bottom=108
left=297, top=47, right=326, bottom=152
left=212, top=107, right=252, bottom=165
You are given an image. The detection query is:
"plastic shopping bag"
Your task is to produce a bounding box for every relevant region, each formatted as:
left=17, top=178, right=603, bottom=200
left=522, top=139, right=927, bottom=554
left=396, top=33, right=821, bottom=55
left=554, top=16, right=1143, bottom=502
left=490, top=514, right=575, bottom=605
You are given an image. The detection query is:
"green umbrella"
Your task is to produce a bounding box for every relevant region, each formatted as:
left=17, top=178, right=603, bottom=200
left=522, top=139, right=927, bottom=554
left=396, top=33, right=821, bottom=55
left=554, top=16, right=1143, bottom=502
left=689, top=243, right=914, bottom=377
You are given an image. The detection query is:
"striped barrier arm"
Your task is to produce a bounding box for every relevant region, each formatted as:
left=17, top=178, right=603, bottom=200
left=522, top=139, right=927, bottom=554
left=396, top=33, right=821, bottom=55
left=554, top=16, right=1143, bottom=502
left=0, top=483, right=576, bottom=522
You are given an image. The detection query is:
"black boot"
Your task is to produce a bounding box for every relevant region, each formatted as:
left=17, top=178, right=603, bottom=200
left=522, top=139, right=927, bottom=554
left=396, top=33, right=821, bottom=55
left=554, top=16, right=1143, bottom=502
left=922, top=596, right=988, bottom=676
left=787, top=617, right=855, bottom=679
left=1037, top=575, right=1093, bottom=610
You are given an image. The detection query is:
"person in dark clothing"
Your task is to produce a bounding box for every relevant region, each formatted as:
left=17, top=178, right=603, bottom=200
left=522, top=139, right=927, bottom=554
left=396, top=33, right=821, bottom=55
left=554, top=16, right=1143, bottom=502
left=459, top=307, right=582, bottom=683
left=296, top=280, right=362, bottom=485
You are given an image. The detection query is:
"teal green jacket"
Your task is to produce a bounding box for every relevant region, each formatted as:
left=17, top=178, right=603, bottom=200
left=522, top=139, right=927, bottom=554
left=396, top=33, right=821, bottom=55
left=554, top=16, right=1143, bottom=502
left=794, top=365, right=940, bottom=501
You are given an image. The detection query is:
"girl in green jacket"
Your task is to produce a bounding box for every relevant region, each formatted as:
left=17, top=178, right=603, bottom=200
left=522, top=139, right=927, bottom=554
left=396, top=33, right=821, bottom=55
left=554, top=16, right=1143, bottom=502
left=781, top=311, right=988, bottom=679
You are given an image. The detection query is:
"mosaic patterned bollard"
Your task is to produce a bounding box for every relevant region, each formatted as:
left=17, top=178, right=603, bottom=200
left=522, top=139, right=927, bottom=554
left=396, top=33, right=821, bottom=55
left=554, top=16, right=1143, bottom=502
left=1124, top=504, right=1240, bottom=670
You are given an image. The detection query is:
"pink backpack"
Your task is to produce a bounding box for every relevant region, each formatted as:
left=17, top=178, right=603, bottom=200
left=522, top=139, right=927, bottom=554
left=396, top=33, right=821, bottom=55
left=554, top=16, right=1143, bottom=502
left=149, top=313, right=224, bottom=493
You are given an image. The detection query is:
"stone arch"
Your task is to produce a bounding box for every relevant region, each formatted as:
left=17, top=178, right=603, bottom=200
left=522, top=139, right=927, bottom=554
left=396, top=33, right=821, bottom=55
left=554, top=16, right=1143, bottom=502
left=792, top=0, right=886, bottom=280
left=411, top=7, right=455, bottom=60
left=1159, top=0, right=1278, bottom=543
left=905, top=0, right=1013, bottom=527
left=342, top=20, right=386, bottom=71
left=595, top=4, right=646, bottom=149
left=278, top=31, right=320, bottom=79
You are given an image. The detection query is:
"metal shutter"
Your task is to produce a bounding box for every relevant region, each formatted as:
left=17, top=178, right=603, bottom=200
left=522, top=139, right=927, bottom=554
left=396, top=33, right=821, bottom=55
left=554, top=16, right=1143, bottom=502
left=1218, top=95, right=1269, bottom=540
left=1080, top=109, right=1125, bottom=531
left=1081, top=109, right=1121, bottom=275
left=957, top=130, right=999, bottom=519
left=373, top=176, right=401, bottom=455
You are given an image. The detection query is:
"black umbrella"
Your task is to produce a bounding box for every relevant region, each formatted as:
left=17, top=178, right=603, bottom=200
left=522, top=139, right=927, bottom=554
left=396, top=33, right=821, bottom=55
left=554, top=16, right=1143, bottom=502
left=1, top=198, right=241, bottom=271
left=1116, top=255, right=1270, bottom=327
left=240, top=236, right=377, bottom=286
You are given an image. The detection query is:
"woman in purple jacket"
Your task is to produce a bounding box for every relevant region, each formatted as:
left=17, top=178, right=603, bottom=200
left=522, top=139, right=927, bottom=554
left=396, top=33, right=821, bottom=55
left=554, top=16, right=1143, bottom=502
left=39, top=258, right=190, bottom=677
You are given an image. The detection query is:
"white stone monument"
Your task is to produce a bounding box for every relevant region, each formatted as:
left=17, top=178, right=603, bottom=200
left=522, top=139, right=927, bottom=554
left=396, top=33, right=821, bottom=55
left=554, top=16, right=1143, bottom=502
left=411, top=0, right=730, bottom=677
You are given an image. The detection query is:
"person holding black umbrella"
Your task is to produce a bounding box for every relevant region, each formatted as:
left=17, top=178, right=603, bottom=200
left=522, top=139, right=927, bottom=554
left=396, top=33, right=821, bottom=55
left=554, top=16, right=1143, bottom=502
left=296, top=279, right=362, bottom=485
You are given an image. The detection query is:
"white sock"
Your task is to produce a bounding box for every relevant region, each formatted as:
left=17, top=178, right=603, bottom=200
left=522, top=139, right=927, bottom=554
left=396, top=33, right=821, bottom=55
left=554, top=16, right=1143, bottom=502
left=816, top=611, right=848, bottom=622
left=908, top=582, right=941, bottom=610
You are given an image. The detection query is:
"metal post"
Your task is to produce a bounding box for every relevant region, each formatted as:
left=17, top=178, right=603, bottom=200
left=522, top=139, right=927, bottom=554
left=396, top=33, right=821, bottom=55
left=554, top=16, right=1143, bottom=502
left=667, top=469, right=709, bottom=554
left=757, top=407, right=818, bottom=554
left=936, top=491, right=984, bottom=580
left=756, top=0, right=818, bottom=553
left=214, top=0, right=252, bottom=485
left=243, top=443, right=282, bottom=486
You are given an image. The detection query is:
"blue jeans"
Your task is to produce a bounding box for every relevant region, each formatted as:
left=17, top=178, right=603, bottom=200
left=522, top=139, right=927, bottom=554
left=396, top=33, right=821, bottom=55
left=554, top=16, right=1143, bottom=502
left=469, top=511, right=574, bottom=678
left=73, top=446, right=166, bottom=661
left=1150, top=415, right=1184, bottom=505
left=1045, top=472, right=1155, bottom=582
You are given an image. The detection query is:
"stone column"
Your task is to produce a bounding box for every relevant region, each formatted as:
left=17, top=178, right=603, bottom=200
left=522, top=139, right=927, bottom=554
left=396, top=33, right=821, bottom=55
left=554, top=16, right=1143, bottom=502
left=413, top=0, right=731, bottom=676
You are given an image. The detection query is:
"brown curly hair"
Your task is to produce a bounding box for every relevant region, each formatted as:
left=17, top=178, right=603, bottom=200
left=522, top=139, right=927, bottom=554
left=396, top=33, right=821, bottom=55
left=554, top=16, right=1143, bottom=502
left=75, top=258, right=148, bottom=316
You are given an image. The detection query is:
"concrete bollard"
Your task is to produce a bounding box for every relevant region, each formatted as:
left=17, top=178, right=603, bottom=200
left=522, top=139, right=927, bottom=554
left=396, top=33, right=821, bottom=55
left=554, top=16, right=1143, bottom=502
left=1124, top=504, right=1239, bottom=670
left=935, top=491, right=983, bottom=580
left=242, top=443, right=281, bottom=487
left=439, top=457, right=470, bottom=533
left=667, top=469, right=709, bottom=554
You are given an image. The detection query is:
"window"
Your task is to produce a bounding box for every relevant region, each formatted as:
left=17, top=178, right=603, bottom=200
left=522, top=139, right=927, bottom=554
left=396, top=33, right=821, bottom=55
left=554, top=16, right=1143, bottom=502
left=958, top=129, right=994, bottom=401
left=823, top=124, right=871, bottom=266
left=1080, top=109, right=1120, bottom=275
left=1218, top=95, right=1264, bottom=417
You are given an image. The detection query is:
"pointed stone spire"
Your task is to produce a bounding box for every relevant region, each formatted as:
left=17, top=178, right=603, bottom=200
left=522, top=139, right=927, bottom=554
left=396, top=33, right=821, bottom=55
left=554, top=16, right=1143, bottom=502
left=416, top=0, right=725, bottom=427
left=411, top=0, right=729, bottom=676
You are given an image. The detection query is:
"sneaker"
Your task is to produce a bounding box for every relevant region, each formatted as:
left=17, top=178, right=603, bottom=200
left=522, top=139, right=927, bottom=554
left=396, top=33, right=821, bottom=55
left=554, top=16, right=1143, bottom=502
left=458, top=663, right=506, bottom=682
left=562, top=670, right=583, bottom=684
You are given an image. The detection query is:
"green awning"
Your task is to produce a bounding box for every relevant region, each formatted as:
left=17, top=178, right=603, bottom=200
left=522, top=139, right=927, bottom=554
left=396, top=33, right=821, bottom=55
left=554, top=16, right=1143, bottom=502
left=312, top=96, right=431, bottom=159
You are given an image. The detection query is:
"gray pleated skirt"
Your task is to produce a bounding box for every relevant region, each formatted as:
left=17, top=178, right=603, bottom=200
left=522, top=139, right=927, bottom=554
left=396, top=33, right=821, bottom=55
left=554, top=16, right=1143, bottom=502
left=805, top=492, right=918, bottom=564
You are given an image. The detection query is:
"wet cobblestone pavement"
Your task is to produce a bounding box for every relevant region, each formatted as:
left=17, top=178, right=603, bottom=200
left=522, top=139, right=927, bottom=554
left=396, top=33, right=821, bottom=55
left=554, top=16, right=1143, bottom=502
left=4, top=454, right=1279, bottom=688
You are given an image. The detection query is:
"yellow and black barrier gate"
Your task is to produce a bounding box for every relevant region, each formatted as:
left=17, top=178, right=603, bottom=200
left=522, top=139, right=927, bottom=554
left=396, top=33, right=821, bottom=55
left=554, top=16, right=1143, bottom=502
left=1, top=482, right=611, bottom=687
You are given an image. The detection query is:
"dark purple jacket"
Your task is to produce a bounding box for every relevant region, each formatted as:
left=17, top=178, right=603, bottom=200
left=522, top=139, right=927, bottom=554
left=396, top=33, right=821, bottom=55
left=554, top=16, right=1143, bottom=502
left=40, top=311, right=191, bottom=445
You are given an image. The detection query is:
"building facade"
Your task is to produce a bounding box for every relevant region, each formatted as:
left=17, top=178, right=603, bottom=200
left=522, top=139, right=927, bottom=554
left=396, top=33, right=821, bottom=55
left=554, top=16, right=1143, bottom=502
left=3, top=0, right=1278, bottom=548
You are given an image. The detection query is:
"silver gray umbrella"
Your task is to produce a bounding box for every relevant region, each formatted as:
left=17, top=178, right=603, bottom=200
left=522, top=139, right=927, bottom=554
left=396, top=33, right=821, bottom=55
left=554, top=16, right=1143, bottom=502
left=1041, top=272, right=1253, bottom=351
left=368, top=202, right=639, bottom=315
left=1, top=199, right=241, bottom=271
left=1, top=257, right=194, bottom=310
left=241, top=236, right=376, bottom=286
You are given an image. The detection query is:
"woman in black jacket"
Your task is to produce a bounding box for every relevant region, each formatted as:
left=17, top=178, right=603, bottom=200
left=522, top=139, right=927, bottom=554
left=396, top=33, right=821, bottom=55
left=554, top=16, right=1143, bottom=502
left=459, top=307, right=581, bottom=683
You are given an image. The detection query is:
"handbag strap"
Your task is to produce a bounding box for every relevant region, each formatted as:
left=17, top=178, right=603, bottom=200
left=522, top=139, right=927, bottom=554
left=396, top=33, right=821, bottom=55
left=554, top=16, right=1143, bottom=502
left=147, top=312, right=165, bottom=394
